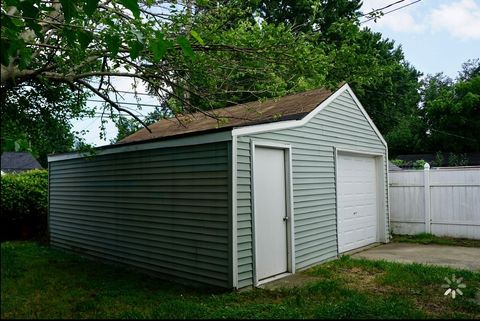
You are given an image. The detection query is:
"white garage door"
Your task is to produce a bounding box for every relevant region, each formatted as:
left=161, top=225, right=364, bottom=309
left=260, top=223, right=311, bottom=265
left=337, top=153, right=378, bottom=253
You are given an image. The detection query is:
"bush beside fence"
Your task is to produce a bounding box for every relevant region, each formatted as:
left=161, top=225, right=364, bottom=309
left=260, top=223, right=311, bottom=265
left=1, top=169, right=48, bottom=241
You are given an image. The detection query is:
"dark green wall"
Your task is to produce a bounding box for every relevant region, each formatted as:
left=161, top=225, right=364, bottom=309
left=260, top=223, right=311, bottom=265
left=49, top=141, right=231, bottom=288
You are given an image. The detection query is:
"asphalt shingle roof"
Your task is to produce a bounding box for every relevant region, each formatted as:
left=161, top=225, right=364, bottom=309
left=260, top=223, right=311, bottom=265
left=119, top=86, right=338, bottom=144
left=1, top=152, right=43, bottom=172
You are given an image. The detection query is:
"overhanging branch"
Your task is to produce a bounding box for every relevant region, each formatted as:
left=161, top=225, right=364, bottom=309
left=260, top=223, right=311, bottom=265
left=75, top=79, right=152, bottom=133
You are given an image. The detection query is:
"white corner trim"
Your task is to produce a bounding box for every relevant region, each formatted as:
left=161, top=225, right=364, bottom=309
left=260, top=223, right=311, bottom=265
left=250, top=140, right=258, bottom=286
left=287, top=146, right=295, bottom=274
left=48, top=131, right=232, bottom=162
left=385, top=148, right=391, bottom=242
left=333, top=147, right=340, bottom=256
left=231, top=134, right=238, bottom=289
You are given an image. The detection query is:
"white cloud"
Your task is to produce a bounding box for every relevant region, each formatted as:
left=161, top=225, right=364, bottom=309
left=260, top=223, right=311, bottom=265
left=361, top=0, right=426, bottom=33
left=362, top=0, right=480, bottom=40
left=374, top=10, right=425, bottom=33
left=429, top=0, right=480, bottom=40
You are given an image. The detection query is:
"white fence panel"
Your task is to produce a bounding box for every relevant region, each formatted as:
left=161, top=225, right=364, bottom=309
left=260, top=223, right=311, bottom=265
left=389, top=166, right=480, bottom=239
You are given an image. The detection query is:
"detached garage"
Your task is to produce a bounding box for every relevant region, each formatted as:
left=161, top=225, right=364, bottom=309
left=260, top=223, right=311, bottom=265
left=48, top=83, right=389, bottom=289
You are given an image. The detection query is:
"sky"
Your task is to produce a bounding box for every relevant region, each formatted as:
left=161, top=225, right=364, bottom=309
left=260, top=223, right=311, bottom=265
left=361, top=0, right=480, bottom=77
left=72, top=0, right=480, bottom=147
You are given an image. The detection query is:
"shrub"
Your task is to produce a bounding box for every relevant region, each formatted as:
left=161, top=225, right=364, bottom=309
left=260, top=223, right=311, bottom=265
left=0, top=169, right=48, bottom=241
left=413, top=159, right=426, bottom=169
left=390, top=159, right=406, bottom=167
left=448, top=152, right=469, bottom=166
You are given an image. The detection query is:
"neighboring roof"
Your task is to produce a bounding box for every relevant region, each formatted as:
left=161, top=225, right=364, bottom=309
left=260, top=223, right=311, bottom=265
left=119, top=86, right=338, bottom=144
left=1, top=152, right=43, bottom=172
left=388, top=162, right=402, bottom=171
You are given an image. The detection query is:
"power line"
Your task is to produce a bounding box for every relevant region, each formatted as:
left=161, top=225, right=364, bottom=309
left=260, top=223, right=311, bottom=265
left=113, top=90, right=158, bottom=97
left=87, top=99, right=161, bottom=108
left=360, top=0, right=423, bottom=24
left=359, top=0, right=406, bottom=18
left=429, top=128, right=477, bottom=143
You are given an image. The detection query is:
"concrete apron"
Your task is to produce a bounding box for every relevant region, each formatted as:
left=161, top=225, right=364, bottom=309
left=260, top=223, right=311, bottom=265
left=351, top=242, right=480, bottom=272
left=258, top=242, right=479, bottom=291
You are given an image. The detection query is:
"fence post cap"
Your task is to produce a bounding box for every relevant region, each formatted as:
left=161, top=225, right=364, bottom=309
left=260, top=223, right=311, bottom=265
left=424, top=162, right=430, bottom=170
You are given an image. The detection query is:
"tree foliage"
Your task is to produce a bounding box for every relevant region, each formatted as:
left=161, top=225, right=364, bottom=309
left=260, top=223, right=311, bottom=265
left=1, top=80, right=91, bottom=166
left=170, top=1, right=422, bottom=133
left=2, top=0, right=477, bottom=159
left=321, top=22, right=422, bottom=138
left=387, top=59, right=480, bottom=156
left=420, top=62, right=480, bottom=153
left=243, top=0, right=362, bottom=34
left=1, top=0, right=328, bottom=126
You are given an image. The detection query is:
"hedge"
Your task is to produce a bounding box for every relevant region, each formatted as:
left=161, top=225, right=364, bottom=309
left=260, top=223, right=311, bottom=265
left=1, top=169, right=48, bottom=240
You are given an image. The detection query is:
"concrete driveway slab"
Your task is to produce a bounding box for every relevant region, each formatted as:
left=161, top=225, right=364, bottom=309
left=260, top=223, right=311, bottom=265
left=351, top=243, right=480, bottom=272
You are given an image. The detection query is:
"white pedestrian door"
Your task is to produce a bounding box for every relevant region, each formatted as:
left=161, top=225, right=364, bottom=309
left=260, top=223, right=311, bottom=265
left=337, top=154, right=378, bottom=253
left=254, top=146, right=288, bottom=280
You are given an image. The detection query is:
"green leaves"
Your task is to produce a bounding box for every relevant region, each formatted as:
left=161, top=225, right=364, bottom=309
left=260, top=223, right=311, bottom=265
left=78, top=31, right=94, bottom=50
left=1, top=170, right=48, bottom=222
left=59, top=0, right=78, bottom=23
left=148, top=32, right=198, bottom=62
left=190, top=30, right=205, bottom=46
left=105, top=34, right=121, bottom=56
left=177, top=36, right=194, bottom=60
left=17, top=0, right=41, bottom=35
left=149, top=32, right=172, bottom=62
left=84, top=0, right=100, bottom=17
left=119, top=0, right=140, bottom=18
left=128, top=41, right=143, bottom=60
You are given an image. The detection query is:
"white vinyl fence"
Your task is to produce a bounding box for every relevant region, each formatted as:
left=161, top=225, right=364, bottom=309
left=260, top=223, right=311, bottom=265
left=389, top=164, right=480, bottom=239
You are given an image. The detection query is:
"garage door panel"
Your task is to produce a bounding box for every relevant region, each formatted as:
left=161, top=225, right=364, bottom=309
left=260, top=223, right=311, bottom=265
left=337, top=154, right=378, bottom=253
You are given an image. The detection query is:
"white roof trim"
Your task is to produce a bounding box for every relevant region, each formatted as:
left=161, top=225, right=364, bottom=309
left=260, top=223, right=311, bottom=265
left=48, top=130, right=232, bottom=162
left=231, top=83, right=349, bottom=136
left=232, top=83, right=388, bottom=148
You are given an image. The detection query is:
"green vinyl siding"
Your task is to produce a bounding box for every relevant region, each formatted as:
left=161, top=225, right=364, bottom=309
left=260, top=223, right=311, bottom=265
left=49, top=141, right=231, bottom=288
left=236, top=90, right=388, bottom=288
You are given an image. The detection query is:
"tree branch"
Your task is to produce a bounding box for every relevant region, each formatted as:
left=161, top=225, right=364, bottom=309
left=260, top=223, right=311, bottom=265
left=75, top=79, right=152, bottom=133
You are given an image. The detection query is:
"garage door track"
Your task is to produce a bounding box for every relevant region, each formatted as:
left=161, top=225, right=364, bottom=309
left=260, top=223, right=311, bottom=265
left=351, top=243, right=480, bottom=272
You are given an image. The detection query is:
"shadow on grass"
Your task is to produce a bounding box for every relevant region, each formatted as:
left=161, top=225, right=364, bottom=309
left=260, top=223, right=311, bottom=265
left=2, top=241, right=479, bottom=319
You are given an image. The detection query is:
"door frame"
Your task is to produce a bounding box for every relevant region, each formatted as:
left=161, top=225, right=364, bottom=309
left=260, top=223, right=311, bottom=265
left=250, top=140, right=295, bottom=286
left=334, top=147, right=387, bottom=254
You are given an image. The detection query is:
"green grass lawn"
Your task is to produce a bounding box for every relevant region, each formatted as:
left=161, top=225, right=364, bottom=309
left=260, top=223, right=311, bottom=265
left=2, top=241, right=479, bottom=319
left=392, top=233, right=480, bottom=248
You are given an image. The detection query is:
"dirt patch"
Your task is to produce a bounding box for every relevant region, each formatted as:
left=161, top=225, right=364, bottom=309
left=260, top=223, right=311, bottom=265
left=260, top=274, right=321, bottom=290
left=409, top=285, right=455, bottom=317
left=339, top=267, right=394, bottom=295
